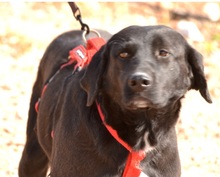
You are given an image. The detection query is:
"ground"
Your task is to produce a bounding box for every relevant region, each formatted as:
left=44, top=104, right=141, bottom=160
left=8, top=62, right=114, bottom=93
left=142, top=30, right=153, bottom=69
left=0, top=2, right=219, bottom=177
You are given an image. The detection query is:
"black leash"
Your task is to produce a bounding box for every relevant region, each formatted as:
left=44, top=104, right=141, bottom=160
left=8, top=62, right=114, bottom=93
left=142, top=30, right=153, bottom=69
left=68, top=2, right=90, bottom=34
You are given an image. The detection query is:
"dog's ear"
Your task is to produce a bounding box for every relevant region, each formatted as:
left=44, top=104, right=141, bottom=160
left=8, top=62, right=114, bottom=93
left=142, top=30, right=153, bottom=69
left=187, top=46, right=212, bottom=103
left=80, top=45, right=108, bottom=106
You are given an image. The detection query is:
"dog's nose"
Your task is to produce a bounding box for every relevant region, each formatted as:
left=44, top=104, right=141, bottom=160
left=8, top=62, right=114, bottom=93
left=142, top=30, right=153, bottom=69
left=128, top=73, right=151, bottom=92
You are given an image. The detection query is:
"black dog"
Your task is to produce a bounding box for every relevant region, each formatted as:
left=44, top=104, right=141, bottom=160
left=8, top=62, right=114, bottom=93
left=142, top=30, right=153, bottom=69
left=19, top=25, right=212, bottom=177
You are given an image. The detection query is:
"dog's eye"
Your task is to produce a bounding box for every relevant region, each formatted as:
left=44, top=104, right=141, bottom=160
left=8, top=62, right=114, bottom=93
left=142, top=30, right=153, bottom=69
left=159, top=49, right=169, bottom=57
left=119, top=52, right=130, bottom=59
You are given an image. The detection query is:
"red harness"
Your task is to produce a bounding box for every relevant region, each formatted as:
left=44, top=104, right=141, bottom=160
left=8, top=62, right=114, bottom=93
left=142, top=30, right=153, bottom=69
left=35, top=37, right=146, bottom=177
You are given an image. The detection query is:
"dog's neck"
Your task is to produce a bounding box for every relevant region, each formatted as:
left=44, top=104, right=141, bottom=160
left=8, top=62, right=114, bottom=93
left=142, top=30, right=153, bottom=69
left=98, top=94, right=182, bottom=151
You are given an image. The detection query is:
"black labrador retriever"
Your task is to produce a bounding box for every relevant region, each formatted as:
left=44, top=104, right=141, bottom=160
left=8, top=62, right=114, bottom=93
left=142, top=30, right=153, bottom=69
left=19, top=25, right=212, bottom=177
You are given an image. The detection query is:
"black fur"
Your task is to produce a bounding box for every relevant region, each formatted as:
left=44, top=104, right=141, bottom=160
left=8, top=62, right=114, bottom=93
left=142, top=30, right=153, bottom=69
left=19, top=26, right=212, bottom=177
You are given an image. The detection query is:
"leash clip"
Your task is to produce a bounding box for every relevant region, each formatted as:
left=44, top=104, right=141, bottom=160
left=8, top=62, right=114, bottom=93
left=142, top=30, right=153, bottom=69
left=68, top=2, right=90, bottom=34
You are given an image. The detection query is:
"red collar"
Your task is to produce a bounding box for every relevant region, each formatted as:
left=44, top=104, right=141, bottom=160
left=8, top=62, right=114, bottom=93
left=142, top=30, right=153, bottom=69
left=96, top=102, right=146, bottom=177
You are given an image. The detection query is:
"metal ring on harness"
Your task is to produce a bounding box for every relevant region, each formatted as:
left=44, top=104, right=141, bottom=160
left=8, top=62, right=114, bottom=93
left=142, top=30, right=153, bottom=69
left=82, top=29, right=101, bottom=43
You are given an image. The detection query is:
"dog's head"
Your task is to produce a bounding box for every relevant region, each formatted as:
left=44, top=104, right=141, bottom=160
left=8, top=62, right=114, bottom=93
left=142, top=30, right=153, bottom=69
left=81, top=25, right=212, bottom=110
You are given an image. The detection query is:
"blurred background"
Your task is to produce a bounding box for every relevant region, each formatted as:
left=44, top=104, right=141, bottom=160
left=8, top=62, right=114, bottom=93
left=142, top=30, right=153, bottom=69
left=0, top=2, right=219, bottom=177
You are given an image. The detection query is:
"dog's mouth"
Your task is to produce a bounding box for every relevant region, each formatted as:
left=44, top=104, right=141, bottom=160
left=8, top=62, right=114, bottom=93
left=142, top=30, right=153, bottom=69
left=124, top=97, right=150, bottom=110
left=123, top=94, right=168, bottom=110
left=126, top=100, right=149, bottom=110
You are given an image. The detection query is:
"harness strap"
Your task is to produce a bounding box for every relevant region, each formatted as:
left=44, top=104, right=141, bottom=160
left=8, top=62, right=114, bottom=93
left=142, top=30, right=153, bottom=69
left=96, top=102, right=146, bottom=177
left=96, top=102, right=131, bottom=151
left=87, top=38, right=104, bottom=64
left=123, top=151, right=146, bottom=177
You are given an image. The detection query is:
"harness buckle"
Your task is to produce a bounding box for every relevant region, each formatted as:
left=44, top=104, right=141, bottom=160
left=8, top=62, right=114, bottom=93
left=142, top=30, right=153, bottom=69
left=69, top=45, right=88, bottom=71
